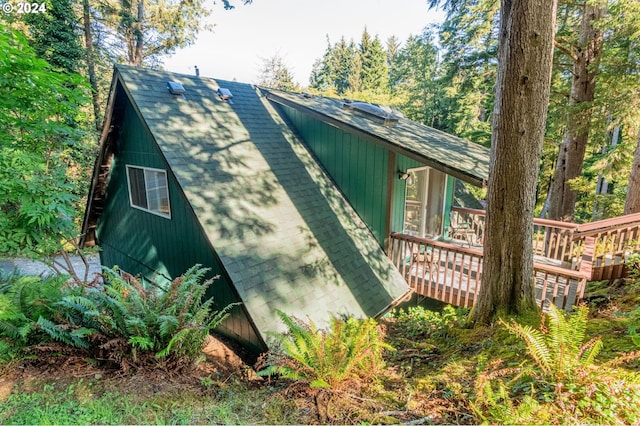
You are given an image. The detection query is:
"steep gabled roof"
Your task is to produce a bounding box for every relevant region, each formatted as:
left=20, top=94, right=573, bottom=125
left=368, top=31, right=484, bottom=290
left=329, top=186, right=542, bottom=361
left=262, top=89, right=491, bottom=187
left=83, top=65, right=411, bottom=340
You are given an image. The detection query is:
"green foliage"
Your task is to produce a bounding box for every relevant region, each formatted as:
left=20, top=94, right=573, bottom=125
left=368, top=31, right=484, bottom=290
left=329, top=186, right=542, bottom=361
left=309, top=29, right=389, bottom=97
left=0, top=266, right=233, bottom=371
left=627, top=251, right=640, bottom=281
left=0, top=383, right=135, bottom=425
left=473, top=305, right=640, bottom=424
left=258, top=311, right=393, bottom=390
left=0, top=26, right=89, bottom=257
left=626, top=306, right=640, bottom=348
left=0, top=273, right=75, bottom=361
left=90, top=0, right=215, bottom=66
left=22, top=0, right=84, bottom=74
left=389, top=304, right=468, bottom=339
left=502, top=305, right=603, bottom=381
left=55, top=265, right=234, bottom=369
left=390, top=31, right=445, bottom=129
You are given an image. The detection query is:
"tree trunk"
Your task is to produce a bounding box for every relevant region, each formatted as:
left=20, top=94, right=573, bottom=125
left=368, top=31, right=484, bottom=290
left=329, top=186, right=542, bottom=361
left=82, top=0, right=102, bottom=131
left=624, top=127, right=640, bottom=214
left=134, top=0, right=144, bottom=65
left=122, top=0, right=143, bottom=65
left=470, top=0, right=557, bottom=325
left=592, top=124, right=620, bottom=219
left=547, top=4, right=605, bottom=221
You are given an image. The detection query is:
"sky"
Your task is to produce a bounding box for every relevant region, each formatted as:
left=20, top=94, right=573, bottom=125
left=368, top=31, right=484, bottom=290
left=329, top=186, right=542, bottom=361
left=163, top=0, right=445, bottom=87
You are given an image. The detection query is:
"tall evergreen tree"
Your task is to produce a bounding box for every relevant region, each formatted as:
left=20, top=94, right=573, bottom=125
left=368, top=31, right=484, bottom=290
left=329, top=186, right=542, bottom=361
left=436, top=0, right=499, bottom=145
left=625, top=129, right=640, bottom=214
left=391, top=31, right=443, bottom=127
left=22, top=0, right=83, bottom=74
left=547, top=2, right=606, bottom=221
left=358, top=28, right=389, bottom=93
left=91, top=0, right=214, bottom=66
left=309, top=37, right=336, bottom=93
left=385, top=35, right=401, bottom=71
left=470, top=0, right=558, bottom=324
left=332, top=37, right=357, bottom=94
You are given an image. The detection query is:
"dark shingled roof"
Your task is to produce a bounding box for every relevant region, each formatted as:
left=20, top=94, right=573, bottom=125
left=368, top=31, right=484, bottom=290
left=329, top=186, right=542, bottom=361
left=262, top=89, right=491, bottom=187
left=111, top=65, right=410, bottom=338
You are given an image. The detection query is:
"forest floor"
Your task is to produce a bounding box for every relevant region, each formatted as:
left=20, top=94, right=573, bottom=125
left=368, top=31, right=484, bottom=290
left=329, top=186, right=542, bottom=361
left=0, top=279, right=639, bottom=424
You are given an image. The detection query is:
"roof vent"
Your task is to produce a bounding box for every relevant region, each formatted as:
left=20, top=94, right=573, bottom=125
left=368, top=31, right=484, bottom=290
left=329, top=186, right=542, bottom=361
left=218, top=88, right=233, bottom=103
left=302, top=92, right=313, bottom=99
left=167, top=81, right=185, bottom=95
left=343, top=102, right=399, bottom=127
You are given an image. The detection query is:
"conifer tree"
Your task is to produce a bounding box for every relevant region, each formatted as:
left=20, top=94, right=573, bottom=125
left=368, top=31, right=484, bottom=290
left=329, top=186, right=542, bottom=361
left=358, top=29, right=389, bottom=94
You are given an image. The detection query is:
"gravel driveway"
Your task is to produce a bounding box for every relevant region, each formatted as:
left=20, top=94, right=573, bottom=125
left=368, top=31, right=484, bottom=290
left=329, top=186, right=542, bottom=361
left=0, top=254, right=102, bottom=281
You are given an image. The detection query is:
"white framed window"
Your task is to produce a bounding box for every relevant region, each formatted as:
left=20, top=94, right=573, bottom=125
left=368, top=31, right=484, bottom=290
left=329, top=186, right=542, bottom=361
left=125, top=165, right=171, bottom=219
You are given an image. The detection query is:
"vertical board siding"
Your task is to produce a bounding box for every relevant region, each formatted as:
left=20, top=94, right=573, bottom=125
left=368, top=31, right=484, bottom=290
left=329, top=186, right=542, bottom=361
left=442, top=176, right=456, bottom=235
left=279, top=105, right=391, bottom=245
left=96, top=99, right=263, bottom=351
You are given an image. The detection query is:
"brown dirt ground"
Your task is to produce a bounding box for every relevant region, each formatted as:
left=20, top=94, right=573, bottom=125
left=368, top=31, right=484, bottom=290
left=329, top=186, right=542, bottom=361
left=0, top=334, right=256, bottom=403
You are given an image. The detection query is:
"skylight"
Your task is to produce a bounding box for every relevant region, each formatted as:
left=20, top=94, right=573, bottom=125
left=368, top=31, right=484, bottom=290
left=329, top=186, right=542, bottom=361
left=167, top=81, right=185, bottom=95
left=218, top=88, right=233, bottom=103
left=343, top=101, right=399, bottom=127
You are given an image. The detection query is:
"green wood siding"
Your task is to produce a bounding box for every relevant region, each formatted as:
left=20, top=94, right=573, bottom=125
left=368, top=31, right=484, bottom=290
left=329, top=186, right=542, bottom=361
left=442, top=175, right=456, bottom=236
left=96, top=98, right=263, bottom=352
left=279, top=105, right=389, bottom=245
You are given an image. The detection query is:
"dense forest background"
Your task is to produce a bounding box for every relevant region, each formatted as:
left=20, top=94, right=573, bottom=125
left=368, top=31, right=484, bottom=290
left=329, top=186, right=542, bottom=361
left=1, top=0, right=639, bottom=259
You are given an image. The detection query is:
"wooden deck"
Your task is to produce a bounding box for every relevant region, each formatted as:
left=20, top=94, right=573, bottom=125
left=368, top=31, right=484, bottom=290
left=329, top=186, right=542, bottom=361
left=450, top=207, right=640, bottom=281
left=389, top=233, right=593, bottom=311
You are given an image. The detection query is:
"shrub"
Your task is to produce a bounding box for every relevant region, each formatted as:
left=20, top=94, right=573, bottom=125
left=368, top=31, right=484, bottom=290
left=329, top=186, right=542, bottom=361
left=389, top=305, right=468, bottom=339
left=0, top=265, right=233, bottom=371
left=257, top=311, right=393, bottom=390
left=473, top=305, right=640, bottom=424
left=627, top=306, right=640, bottom=348
left=0, top=273, right=78, bottom=362
left=626, top=251, right=640, bottom=281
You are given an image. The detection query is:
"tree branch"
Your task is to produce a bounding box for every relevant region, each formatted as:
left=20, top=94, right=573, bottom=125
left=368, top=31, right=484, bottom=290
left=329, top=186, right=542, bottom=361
left=554, top=39, right=577, bottom=61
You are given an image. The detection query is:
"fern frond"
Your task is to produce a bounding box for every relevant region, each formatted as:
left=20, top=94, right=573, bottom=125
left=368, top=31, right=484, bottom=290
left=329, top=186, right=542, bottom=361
left=502, top=320, right=552, bottom=374
left=36, top=316, right=87, bottom=348
left=158, top=315, right=179, bottom=338
left=579, top=337, right=603, bottom=366
left=129, top=336, right=154, bottom=351
left=566, top=305, right=588, bottom=356
left=157, top=327, right=192, bottom=358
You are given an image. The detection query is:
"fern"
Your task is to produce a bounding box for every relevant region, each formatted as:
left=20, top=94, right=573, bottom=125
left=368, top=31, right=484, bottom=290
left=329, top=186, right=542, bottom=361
left=36, top=316, right=89, bottom=349
left=0, top=265, right=232, bottom=370
left=502, top=304, right=603, bottom=382
left=258, top=311, right=393, bottom=389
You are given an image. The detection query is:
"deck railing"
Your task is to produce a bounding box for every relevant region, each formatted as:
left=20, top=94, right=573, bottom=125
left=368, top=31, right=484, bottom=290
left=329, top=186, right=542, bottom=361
left=450, top=207, right=578, bottom=262
left=389, top=233, right=483, bottom=308
left=450, top=207, right=640, bottom=280
left=389, top=232, right=593, bottom=311
left=573, top=213, right=640, bottom=280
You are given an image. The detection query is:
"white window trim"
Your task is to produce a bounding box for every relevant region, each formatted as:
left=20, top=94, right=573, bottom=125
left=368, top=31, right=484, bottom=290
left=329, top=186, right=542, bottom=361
left=125, top=165, right=172, bottom=219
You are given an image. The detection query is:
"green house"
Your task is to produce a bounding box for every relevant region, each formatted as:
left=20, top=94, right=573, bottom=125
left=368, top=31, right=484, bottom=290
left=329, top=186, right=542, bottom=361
left=82, top=65, right=490, bottom=352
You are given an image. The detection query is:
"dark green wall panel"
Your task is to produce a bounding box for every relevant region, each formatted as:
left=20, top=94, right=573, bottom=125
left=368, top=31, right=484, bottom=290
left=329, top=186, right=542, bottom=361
left=96, top=98, right=263, bottom=352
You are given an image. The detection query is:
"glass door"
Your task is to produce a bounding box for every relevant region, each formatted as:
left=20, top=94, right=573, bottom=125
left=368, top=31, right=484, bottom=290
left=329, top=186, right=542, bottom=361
left=403, top=167, right=447, bottom=238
